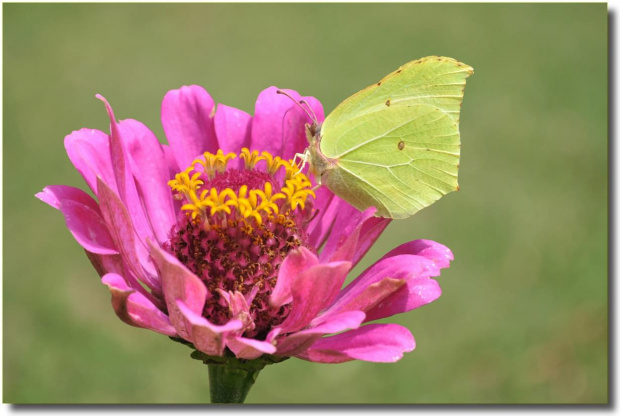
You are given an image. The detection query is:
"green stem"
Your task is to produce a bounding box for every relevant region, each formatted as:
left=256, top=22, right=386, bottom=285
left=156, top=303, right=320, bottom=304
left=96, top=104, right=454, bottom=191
left=168, top=337, right=289, bottom=404
left=207, top=360, right=263, bottom=404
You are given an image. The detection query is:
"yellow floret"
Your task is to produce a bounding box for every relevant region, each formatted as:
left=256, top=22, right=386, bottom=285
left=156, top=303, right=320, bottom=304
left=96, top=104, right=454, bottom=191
left=194, top=150, right=236, bottom=179
left=168, top=149, right=316, bottom=226
left=240, top=148, right=265, bottom=169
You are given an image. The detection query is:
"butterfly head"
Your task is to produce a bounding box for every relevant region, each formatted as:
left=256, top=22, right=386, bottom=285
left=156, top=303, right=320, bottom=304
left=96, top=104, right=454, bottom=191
left=305, top=120, right=321, bottom=139
left=275, top=89, right=333, bottom=182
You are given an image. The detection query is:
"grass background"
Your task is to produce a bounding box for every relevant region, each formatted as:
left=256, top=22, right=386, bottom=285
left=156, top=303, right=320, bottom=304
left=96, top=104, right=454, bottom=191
left=3, top=3, right=607, bottom=404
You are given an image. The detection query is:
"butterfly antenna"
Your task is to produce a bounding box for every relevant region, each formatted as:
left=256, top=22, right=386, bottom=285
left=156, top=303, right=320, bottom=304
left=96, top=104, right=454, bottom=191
left=276, top=89, right=316, bottom=123
left=299, top=100, right=318, bottom=125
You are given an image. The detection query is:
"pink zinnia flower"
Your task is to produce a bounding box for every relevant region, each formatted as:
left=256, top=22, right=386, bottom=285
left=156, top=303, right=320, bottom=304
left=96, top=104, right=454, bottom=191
left=36, top=85, right=452, bottom=401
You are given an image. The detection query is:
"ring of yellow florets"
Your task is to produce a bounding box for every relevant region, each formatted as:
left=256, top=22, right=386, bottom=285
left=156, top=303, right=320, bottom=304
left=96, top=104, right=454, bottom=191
left=168, top=148, right=315, bottom=227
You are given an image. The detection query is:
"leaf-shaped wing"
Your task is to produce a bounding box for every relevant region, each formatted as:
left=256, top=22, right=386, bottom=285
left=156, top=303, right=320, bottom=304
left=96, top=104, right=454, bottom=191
left=322, top=56, right=473, bottom=133
left=321, top=105, right=460, bottom=219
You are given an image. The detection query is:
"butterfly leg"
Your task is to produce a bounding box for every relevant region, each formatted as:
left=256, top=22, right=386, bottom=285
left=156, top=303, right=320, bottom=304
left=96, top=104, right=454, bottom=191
left=292, top=152, right=304, bottom=168
left=293, top=149, right=310, bottom=175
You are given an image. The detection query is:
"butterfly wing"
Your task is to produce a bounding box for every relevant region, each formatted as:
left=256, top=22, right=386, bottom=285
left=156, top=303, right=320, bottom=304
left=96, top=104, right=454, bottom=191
left=318, top=57, right=473, bottom=219
left=321, top=56, right=473, bottom=134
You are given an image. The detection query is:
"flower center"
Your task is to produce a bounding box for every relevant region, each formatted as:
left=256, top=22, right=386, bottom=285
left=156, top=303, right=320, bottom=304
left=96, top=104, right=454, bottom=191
left=166, top=149, right=315, bottom=338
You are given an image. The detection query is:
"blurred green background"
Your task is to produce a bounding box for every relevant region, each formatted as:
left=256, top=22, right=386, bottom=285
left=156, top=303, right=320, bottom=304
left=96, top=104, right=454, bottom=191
left=3, top=3, right=607, bottom=404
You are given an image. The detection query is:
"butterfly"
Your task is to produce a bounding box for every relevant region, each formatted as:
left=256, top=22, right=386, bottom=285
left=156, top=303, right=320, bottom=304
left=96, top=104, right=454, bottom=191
left=282, top=56, right=473, bottom=219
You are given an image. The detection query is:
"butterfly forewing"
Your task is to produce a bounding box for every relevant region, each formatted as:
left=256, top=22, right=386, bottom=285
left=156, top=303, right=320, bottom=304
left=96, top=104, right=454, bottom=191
left=321, top=104, right=460, bottom=218
left=321, top=56, right=473, bottom=132
left=314, top=56, right=472, bottom=219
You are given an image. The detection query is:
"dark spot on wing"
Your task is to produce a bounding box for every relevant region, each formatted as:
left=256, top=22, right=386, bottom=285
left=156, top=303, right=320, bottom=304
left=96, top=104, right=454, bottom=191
left=398, top=140, right=405, bottom=150
left=396, top=69, right=402, bottom=74
left=377, top=81, right=382, bottom=86
left=385, top=99, right=391, bottom=107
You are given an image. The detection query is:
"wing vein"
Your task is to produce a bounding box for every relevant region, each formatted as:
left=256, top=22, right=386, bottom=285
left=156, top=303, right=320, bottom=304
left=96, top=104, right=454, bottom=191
left=338, top=165, right=407, bottom=214
left=332, top=111, right=448, bottom=158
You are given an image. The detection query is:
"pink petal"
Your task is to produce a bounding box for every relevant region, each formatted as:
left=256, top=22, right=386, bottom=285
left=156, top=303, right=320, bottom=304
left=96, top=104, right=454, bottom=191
left=52, top=201, right=115, bottom=255
left=148, top=241, right=208, bottom=340
left=351, top=216, right=391, bottom=267
left=334, top=253, right=437, bottom=305
left=250, top=87, right=324, bottom=161
left=226, top=336, right=277, bottom=360
left=97, top=178, right=161, bottom=296
left=306, top=187, right=339, bottom=249
left=217, top=290, right=255, bottom=333
left=383, top=239, right=454, bottom=270
left=319, top=277, right=407, bottom=322
left=176, top=300, right=242, bottom=356
left=97, top=95, right=155, bottom=244
left=244, top=285, right=260, bottom=305
left=270, top=246, right=319, bottom=309
left=309, top=196, right=389, bottom=263
left=223, top=291, right=250, bottom=318
left=276, top=310, right=365, bottom=356
left=161, top=85, right=217, bottom=170
left=276, top=261, right=351, bottom=334
left=102, top=273, right=176, bottom=336
left=319, top=206, right=377, bottom=263
left=364, top=278, right=441, bottom=322
left=265, top=327, right=282, bottom=344
left=85, top=250, right=124, bottom=278
left=36, top=185, right=117, bottom=255
left=162, top=143, right=181, bottom=180
left=118, top=119, right=176, bottom=244
left=214, top=104, right=252, bottom=159
left=296, top=324, right=415, bottom=363
left=64, top=128, right=117, bottom=196
left=36, top=184, right=99, bottom=211
left=329, top=248, right=444, bottom=321
left=161, top=144, right=183, bottom=213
